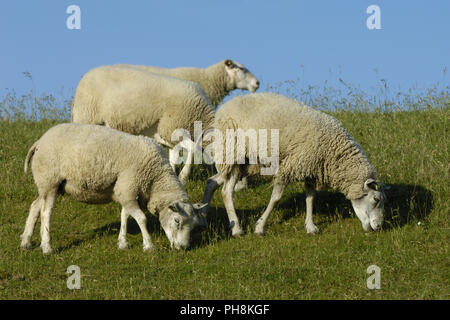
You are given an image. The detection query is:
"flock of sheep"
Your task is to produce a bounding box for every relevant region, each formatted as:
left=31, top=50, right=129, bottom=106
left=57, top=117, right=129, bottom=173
left=20, top=59, right=388, bottom=254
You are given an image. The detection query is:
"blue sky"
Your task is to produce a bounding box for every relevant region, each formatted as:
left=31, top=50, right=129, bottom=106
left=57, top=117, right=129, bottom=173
left=1, top=1, right=449, bottom=97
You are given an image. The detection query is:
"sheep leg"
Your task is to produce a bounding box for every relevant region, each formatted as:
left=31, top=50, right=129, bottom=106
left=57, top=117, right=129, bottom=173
left=156, top=133, right=177, bottom=171
left=117, top=207, right=130, bottom=250
left=305, top=185, right=319, bottom=234
left=20, top=197, right=43, bottom=249
left=168, top=148, right=179, bottom=172
left=39, top=189, right=57, bottom=254
left=254, top=182, right=285, bottom=235
left=123, top=202, right=154, bottom=252
left=221, top=171, right=243, bottom=236
left=201, top=173, right=224, bottom=207
left=178, top=139, right=195, bottom=185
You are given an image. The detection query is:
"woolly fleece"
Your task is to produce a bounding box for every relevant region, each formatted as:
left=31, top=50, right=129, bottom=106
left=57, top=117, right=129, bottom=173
left=25, top=123, right=188, bottom=214
left=213, top=93, right=377, bottom=200
left=71, top=65, right=215, bottom=145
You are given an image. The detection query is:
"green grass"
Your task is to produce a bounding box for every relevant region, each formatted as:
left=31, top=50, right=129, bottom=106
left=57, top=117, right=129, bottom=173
left=0, top=85, right=449, bottom=299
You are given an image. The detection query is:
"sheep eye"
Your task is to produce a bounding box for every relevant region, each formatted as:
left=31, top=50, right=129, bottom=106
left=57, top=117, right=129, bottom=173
left=174, top=217, right=180, bottom=225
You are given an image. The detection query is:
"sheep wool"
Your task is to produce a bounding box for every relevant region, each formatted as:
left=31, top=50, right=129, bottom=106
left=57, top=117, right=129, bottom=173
left=71, top=65, right=216, bottom=145
left=119, top=59, right=257, bottom=107
left=25, top=123, right=188, bottom=213
left=213, top=92, right=377, bottom=200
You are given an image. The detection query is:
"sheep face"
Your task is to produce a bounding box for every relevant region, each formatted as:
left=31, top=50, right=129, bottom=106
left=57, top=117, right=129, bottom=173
left=350, top=179, right=387, bottom=231
left=159, top=202, right=207, bottom=250
left=224, top=59, right=260, bottom=93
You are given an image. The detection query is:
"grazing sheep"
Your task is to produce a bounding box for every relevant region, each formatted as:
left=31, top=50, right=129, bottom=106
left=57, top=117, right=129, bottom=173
left=21, top=123, right=206, bottom=254
left=202, top=93, right=388, bottom=236
left=71, top=65, right=215, bottom=184
left=131, top=59, right=260, bottom=189
left=118, top=59, right=260, bottom=107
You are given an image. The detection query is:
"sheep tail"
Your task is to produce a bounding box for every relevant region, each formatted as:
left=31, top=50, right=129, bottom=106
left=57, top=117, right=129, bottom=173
left=24, top=142, right=38, bottom=174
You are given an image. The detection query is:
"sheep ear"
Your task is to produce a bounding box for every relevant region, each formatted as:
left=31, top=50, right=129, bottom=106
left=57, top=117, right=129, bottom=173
left=224, top=59, right=233, bottom=67
left=192, top=203, right=208, bottom=211
left=364, top=178, right=378, bottom=191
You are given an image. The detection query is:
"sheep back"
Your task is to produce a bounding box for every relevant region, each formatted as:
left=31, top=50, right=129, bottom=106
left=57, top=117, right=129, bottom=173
left=29, top=123, right=188, bottom=210
left=117, top=61, right=231, bottom=107
left=213, top=93, right=377, bottom=199
left=72, top=65, right=215, bottom=143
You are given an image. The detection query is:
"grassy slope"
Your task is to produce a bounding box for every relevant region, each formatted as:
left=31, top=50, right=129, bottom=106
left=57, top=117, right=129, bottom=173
left=0, top=108, right=448, bottom=299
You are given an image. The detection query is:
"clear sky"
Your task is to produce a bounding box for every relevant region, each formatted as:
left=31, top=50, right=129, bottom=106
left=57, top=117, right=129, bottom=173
left=1, top=1, right=449, bottom=98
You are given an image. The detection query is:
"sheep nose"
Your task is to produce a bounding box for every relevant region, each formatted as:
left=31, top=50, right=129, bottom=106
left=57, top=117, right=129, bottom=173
left=371, top=220, right=382, bottom=231
left=256, top=80, right=260, bottom=87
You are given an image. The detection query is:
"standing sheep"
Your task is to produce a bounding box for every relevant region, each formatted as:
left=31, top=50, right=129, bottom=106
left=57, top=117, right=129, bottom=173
left=122, top=59, right=258, bottom=190
left=127, top=59, right=259, bottom=189
left=117, top=59, right=260, bottom=107
left=202, top=93, right=388, bottom=236
left=71, top=65, right=215, bottom=184
left=21, top=123, right=206, bottom=254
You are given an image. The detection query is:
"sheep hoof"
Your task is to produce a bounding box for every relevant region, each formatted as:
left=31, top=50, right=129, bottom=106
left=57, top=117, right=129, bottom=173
left=118, top=241, right=130, bottom=250
left=143, top=244, right=155, bottom=252
left=254, top=223, right=266, bottom=236
left=40, top=244, right=53, bottom=254
left=254, top=230, right=266, bottom=237
left=20, top=241, right=32, bottom=250
left=231, top=229, right=244, bottom=237
left=306, top=224, right=319, bottom=234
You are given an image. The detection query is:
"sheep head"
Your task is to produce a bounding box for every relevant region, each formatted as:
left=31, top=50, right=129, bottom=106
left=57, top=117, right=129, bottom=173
left=159, top=201, right=207, bottom=250
left=350, top=179, right=389, bottom=231
left=224, top=59, right=259, bottom=93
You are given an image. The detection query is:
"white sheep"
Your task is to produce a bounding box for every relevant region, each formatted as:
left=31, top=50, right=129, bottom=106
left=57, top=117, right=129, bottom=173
left=71, top=65, right=216, bottom=184
left=201, top=93, right=388, bottom=236
left=117, top=59, right=260, bottom=107
left=100, top=59, right=259, bottom=187
left=21, top=123, right=206, bottom=254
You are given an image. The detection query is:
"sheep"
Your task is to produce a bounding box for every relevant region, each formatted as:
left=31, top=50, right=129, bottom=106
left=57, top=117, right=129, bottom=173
left=201, top=93, right=388, bottom=236
left=111, top=59, right=259, bottom=189
left=71, top=65, right=216, bottom=184
left=117, top=59, right=260, bottom=107
left=21, top=123, right=206, bottom=254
